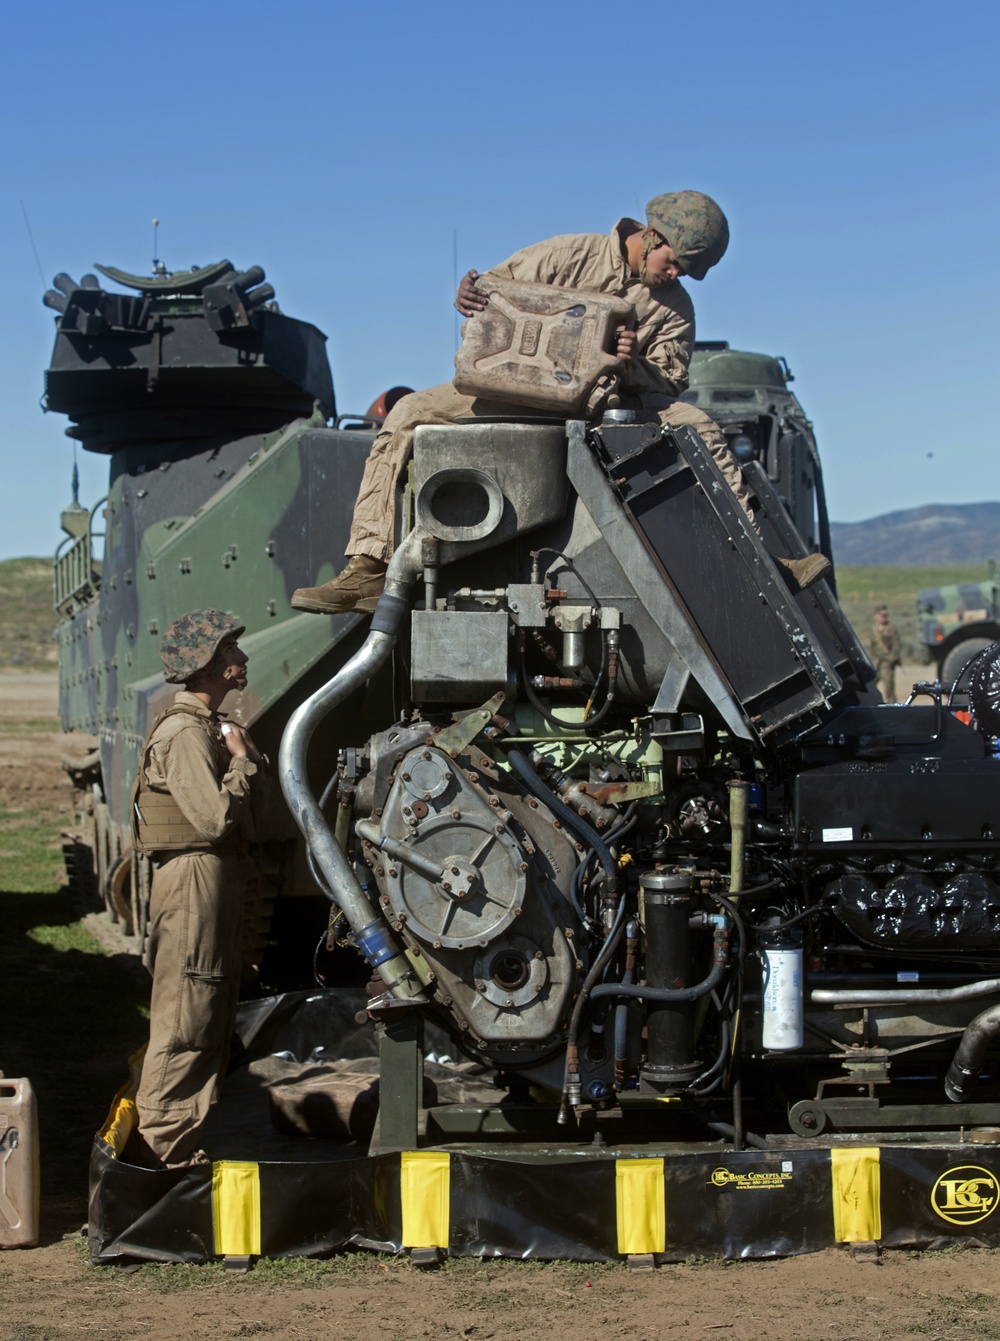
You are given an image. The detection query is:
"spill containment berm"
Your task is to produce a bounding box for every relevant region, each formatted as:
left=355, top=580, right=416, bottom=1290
left=89, top=992, right=1000, bottom=1266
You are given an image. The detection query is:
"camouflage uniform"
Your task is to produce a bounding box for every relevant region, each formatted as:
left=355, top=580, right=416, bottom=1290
left=347, top=219, right=748, bottom=560
left=872, top=613, right=902, bottom=703
left=133, top=613, right=268, bottom=1166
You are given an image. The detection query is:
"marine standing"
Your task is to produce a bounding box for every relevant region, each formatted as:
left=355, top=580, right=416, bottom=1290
left=871, top=603, right=902, bottom=703
left=129, top=609, right=268, bottom=1167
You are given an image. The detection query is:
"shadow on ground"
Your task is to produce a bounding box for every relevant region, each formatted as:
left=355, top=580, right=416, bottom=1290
left=0, top=885, right=150, bottom=1244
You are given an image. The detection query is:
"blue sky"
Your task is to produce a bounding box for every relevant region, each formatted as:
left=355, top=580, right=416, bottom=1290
left=2, top=0, right=997, bottom=560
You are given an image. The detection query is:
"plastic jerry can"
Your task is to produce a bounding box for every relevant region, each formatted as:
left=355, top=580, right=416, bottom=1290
left=453, top=275, right=635, bottom=415
left=0, top=1077, right=40, bottom=1248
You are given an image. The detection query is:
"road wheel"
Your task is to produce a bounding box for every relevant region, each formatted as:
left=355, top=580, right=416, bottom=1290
left=941, top=638, right=997, bottom=692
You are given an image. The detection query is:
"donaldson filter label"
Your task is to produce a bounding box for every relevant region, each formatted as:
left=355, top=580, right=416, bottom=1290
left=931, top=1165, right=1000, bottom=1225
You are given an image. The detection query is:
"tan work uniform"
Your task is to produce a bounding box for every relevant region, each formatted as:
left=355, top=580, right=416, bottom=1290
left=872, top=619, right=902, bottom=703
left=133, top=692, right=268, bottom=1165
left=347, top=220, right=751, bottom=560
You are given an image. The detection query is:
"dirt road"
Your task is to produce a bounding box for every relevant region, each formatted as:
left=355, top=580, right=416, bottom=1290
left=3, top=669, right=999, bottom=1341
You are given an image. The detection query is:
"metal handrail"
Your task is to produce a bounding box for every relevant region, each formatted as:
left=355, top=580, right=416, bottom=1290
left=53, top=496, right=106, bottom=613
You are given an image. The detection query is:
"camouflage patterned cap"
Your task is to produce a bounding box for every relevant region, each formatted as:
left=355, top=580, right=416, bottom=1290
left=159, top=608, right=245, bottom=684
left=645, top=191, right=730, bottom=281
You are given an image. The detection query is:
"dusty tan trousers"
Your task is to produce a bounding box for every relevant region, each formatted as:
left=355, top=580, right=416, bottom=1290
left=876, top=663, right=898, bottom=703
left=135, top=850, right=244, bottom=1165
left=347, top=380, right=753, bottom=559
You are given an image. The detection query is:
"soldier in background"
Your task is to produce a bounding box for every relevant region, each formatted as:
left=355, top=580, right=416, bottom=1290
left=872, top=603, right=902, bottom=702
left=128, top=609, right=268, bottom=1167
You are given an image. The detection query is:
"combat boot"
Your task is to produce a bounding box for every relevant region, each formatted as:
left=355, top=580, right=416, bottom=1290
left=774, top=553, right=832, bottom=593
left=291, top=555, right=387, bottom=614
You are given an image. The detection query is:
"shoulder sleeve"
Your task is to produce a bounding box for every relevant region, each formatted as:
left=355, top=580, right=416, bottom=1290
left=624, top=283, right=695, bottom=397
left=486, top=235, right=577, bottom=286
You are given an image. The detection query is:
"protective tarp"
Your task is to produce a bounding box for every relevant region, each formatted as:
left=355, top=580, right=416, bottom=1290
left=89, top=990, right=1000, bottom=1264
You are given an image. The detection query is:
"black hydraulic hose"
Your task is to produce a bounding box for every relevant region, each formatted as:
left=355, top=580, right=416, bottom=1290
left=688, top=1019, right=730, bottom=1096
left=531, top=547, right=601, bottom=609
left=607, top=804, right=638, bottom=842
left=588, top=923, right=729, bottom=1005
left=746, top=899, right=831, bottom=933
left=570, top=904, right=627, bottom=1037
left=688, top=994, right=730, bottom=1097
left=507, top=749, right=620, bottom=905
left=561, top=900, right=628, bottom=1118
left=945, top=1002, right=1000, bottom=1101
left=569, top=808, right=637, bottom=932
left=306, top=847, right=336, bottom=900
left=581, top=631, right=616, bottom=731
left=611, top=919, right=640, bottom=1078
left=568, top=850, right=593, bottom=926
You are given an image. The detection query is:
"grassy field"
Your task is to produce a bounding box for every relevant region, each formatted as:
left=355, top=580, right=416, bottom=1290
left=1, top=555, right=993, bottom=675
left=0, top=556, right=58, bottom=669
left=835, top=561, right=993, bottom=661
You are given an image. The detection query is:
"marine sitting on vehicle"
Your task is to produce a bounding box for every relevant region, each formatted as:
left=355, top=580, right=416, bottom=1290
left=128, top=608, right=269, bottom=1168
left=291, top=190, right=830, bottom=616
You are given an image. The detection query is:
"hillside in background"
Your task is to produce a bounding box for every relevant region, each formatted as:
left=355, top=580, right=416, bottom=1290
left=0, top=558, right=56, bottom=669
left=831, top=502, right=1000, bottom=566
left=0, top=554, right=990, bottom=678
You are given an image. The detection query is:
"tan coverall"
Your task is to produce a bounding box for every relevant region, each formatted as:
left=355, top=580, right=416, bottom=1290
left=134, top=692, right=268, bottom=1165
left=872, top=619, right=902, bottom=703
left=347, top=220, right=751, bottom=559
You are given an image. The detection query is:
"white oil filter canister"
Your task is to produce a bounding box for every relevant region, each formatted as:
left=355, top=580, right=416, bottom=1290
left=0, top=1077, right=40, bottom=1248
left=761, top=945, right=804, bottom=1051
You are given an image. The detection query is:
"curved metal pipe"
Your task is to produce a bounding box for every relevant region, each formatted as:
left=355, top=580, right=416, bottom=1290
left=945, top=1002, right=1000, bottom=1102
left=811, top=977, right=1000, bottom=1007
left=278, top=529, right=427, bottom=999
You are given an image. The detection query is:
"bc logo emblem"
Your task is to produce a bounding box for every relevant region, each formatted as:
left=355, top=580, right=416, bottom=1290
left=931, top=1165, right=999, bottom=1225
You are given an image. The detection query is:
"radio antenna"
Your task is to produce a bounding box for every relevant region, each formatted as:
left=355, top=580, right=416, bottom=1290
left=453, top=228, right=459, bottom=349
left=152, top=218, right=166, bottom=276
left=19, top=199, right=46, bottom=286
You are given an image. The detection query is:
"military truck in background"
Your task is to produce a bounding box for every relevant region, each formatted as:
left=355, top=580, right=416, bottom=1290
left=917, top=567, right=1000, bottom=688
left=43, top=262, right=833, bottom=976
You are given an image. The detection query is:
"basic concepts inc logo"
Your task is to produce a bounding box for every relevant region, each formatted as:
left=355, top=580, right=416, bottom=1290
left=931, top=1165, right=1000, bottom=1226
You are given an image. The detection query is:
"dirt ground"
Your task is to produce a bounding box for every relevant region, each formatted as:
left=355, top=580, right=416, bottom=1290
left=4, top=666, right=1000, bottom=1341
left=0, top=671, right=80, bottom=813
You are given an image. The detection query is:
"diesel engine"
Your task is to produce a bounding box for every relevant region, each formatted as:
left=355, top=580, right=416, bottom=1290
left=280, top=411, right=1000, bottom=1141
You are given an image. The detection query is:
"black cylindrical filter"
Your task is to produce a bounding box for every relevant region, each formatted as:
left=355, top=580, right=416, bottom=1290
left=640, top=868, right=703, bottom=1092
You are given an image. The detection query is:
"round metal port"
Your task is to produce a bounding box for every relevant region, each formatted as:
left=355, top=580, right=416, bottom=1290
left=416, top=467, right=504, bottom=542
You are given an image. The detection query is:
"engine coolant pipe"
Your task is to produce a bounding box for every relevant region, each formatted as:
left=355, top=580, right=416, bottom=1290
left=279, top=529, right=428, bottom=1001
